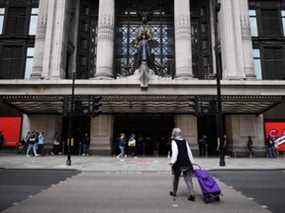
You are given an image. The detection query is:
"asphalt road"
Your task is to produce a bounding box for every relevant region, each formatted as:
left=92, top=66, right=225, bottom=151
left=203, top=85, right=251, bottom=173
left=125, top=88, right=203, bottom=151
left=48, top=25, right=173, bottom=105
left=211, top=170, right=285, bottom=213
left=0, top=169, right=80, bottom=212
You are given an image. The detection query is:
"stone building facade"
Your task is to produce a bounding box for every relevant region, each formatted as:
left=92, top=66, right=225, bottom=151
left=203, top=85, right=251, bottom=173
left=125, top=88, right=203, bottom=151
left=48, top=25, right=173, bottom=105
left=0, top=0, right=285, bottom=156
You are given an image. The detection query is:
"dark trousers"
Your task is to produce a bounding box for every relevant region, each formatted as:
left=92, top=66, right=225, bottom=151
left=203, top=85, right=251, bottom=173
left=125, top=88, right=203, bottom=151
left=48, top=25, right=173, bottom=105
left=172, top=168, right=194, bottom=196
left=37, top=144, right=44, bottom=155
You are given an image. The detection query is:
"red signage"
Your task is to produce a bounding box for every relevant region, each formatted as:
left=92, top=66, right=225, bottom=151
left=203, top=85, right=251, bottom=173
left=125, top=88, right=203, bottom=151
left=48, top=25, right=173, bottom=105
left=265, top=122, right=285, bottom=138
left=265, top=122, right=285, bottom=152
left=0, top=117, right=22, bottom=147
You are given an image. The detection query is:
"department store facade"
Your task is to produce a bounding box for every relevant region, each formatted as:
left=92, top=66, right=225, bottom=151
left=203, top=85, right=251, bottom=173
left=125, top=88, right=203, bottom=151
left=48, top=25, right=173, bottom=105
left=0, top=0, right=285, bottom=156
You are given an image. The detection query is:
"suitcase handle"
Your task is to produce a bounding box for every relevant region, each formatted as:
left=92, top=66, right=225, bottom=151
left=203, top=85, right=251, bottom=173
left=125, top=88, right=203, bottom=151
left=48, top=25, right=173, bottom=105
left=192, top=163, right=202, bottom=170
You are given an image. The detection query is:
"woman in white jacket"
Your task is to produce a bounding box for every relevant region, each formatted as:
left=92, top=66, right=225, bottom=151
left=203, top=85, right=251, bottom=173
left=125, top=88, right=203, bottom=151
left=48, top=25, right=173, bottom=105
left=169, top=128, right=195, bottom=201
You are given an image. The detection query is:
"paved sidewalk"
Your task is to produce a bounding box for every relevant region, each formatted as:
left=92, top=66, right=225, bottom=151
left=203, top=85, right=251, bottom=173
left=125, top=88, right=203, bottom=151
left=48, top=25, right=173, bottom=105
left=1, top=172, right=271, bottom=213
left=0, top=154, right=284, bottom=171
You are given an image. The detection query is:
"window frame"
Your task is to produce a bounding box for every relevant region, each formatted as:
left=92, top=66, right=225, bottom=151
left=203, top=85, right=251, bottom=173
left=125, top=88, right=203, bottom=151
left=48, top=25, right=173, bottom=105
left=249, top=9, right=258, bottom=37
left=249, top=0, right=285, bottom=80
left=252, top=48, right=262, bottom=80
left=28, top=7, right=39, bottom=35
left=0, top=7, right=5, bottom=35
left=0, top=0, right=39, bottom=79
left=24, top=47, right=34, bottom=79
left=281, top=10, right=285, bottom=36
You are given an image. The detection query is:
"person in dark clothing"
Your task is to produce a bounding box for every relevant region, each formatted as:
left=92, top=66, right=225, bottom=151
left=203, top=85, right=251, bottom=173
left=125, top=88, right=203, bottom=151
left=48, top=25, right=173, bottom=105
left=26, top=131, right=39, bottom=157
left=116, top=133, right=126, bottom=160
left=247, top=136, right=254, bottom=158
left=198, top=135, right=207, bottom=157
left=0, top=131, right=5, bottom=150
left=169, top=128, right=195, bottom=201
left=82, top=133, right=90, bottom=156
left=267, top=136, right=277, bottom=158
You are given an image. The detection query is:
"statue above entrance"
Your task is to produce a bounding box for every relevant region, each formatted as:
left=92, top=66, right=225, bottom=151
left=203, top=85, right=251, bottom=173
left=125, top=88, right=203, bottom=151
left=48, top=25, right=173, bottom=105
left=132, top=25, right=158, bottom=70
left=118, top=12, right=172, bottom=87
left=131, top=14, right=160, bottom=88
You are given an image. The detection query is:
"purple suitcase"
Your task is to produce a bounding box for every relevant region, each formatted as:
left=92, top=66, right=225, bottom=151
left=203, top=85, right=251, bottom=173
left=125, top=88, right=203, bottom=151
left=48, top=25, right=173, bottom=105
left=194, top=166, right=221, bottom=203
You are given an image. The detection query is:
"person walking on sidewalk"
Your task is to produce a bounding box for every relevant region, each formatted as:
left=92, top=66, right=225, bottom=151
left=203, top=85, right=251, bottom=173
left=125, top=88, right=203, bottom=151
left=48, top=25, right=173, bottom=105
left=128, top=133, right=137, bottom=158
left=26, top=131, right=39, bottom=157
left=37, top=132, right=45, bottom=155
left=267, top=136, right=277, bottom=158
left=247, top=136, right=254, bottom=158
left=169, top=128, right=195, bottom=201
left=116, top=133, right=126, bottom=161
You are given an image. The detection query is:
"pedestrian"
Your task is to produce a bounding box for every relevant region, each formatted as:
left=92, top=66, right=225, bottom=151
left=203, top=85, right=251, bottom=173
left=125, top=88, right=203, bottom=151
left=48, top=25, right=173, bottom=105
left=198, top=135, right=207, bottom=157
left=169, top=128, right=195, bottom=201
left=128, top=133, right=137, bottom=158
left=82, top=133, right=90, bottom=156
left=0, top=131, right=5, bottom=150
left=247, top=136, right=254, bottom=158
left=37, top=132, right=45, bottom=155
left=267, top=136, right=277, bottom=158
left=26, top=131, right=39, bottom=157
left=51, top=132, right=61, bottom=155
left=116, top=133, right=126, bottom=161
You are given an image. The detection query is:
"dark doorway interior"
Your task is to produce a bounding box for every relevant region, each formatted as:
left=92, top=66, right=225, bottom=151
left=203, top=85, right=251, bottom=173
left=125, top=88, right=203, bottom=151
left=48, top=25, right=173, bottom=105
left=198, top=115, right=217, bottom=156
left=62, top=116, right=90, bottom=155
left=113, top=114, right=175, bottom=156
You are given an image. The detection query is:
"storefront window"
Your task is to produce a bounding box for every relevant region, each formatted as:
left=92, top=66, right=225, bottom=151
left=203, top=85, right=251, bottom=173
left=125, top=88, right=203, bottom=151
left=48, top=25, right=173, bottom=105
left=24, top=48, right=34, bottom=79
left=29, top=8, right=39, bottom=35
left=253, top=48, right=262, bottom=80
left=249, top=9, right=258, bottom=37
left=0, top=8, right=4, bottom=34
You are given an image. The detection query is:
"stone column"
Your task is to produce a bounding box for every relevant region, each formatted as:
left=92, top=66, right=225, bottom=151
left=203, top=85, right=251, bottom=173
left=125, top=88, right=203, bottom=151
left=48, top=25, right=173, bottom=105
left=174, top=0, right=193, bottom=79
left=42, top=0, right=67, bottom=79
left=94, top=0, right=115, bottom=79
left=219, top=0, right=245, bottom=79
left=175, top=115, right=198, bottom=155
left=90, top=115, right=114, bottom=155
left=31, top=0, right=48, bottom=79
left=42, top=0, right=56, bottom=79
left=240, top=0, right=256, bottom=79
left=50, top=0, right=68, bottom=79
left=225, top=115, right=265, bottom=157
left=232, top=0, right=245, bottom=79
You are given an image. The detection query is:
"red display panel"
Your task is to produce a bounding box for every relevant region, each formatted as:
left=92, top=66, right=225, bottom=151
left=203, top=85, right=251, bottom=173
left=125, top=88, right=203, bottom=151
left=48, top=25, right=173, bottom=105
left=0, top=117, right=22, bottom=148
left=265, top=122, right=285, bottom=152
left=265, top=122, right=285, bottom=138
